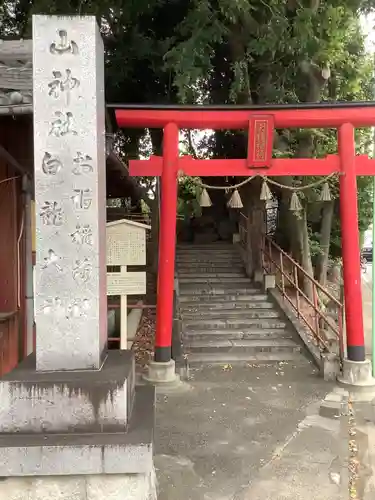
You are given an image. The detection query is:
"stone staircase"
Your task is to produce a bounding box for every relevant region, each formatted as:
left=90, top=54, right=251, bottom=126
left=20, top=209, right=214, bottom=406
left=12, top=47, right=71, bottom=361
left=176, top=243, right=307, bottom=365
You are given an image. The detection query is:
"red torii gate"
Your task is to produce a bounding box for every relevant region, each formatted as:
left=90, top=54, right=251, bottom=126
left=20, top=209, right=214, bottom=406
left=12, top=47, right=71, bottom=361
left=114, top=102, right=375, bottom=367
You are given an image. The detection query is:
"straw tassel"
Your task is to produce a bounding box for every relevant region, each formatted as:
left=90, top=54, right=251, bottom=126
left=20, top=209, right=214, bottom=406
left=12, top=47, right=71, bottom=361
left=227, top=189, right=243, bottom=208
left=289, top=191, right=302, bottom=212
left=199, top=188, right=212, bottom=207
left=319, top=182, right=332, bottom=202
left=260, top=180, right=272, bottom=201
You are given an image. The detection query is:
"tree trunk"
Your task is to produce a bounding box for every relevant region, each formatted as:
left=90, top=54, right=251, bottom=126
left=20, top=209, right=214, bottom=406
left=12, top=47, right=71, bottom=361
left=298, top=210, right=314, bottom=299
left=316, top=201, right=334, bottom=286
left=274, top=195, right=291, bottom=251
left=275, top=177, right=301, bottom=260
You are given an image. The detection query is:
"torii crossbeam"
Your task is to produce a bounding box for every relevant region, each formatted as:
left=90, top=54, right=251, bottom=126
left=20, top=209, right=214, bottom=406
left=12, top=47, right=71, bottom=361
left=113, top=102, right=375, bottom=374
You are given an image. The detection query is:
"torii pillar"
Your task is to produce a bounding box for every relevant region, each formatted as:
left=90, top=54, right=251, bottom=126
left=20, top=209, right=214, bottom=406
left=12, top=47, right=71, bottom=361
left=115, top=104, right=375, bottom=391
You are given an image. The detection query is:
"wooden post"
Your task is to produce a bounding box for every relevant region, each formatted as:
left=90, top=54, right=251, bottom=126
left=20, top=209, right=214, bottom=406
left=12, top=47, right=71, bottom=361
left=120, top=265, right=127, bottom=350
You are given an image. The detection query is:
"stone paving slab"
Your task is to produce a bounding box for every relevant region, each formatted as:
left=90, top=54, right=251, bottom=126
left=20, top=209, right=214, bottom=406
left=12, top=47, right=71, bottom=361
left=154, top=362, right=375, bottom=499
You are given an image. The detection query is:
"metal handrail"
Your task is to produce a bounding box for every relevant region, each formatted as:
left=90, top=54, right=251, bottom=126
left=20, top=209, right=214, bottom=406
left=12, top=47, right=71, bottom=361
left=262, top=234, right=344, bottom=354
left=262, top=235, right=341, bottom=307
left=239, top=212, right=344, bottom=356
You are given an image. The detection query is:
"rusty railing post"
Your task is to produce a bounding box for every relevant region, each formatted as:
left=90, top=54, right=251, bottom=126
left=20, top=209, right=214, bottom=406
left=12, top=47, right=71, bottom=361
left=313, top=283, right=320, bottom=341
left=280, top=252, right=285, bottom=297
left=294, top=265, right=300, bottom=318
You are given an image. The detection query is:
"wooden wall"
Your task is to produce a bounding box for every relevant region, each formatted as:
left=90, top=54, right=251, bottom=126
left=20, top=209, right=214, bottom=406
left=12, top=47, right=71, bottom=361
left=0, top=115, right=33, bottom=375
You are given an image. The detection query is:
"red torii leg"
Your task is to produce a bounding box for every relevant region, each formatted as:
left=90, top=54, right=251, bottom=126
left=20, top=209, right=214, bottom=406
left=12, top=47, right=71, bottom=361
left=154, top=122, right=179, bottom=362
left=339, top=123, right=365, bottom=361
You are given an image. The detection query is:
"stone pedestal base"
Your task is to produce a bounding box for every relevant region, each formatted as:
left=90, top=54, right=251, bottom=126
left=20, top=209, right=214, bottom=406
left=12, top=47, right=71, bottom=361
left=143, top=359, right=179, bottom=384
left=0, top=386, right=154, bottom=476
left=0, top=351, right=135, bottom=434
left=143, top=359, right=189, bottom=393
left=0, top=351, right=155, bottom=499
left=320, top=359, right=375, bottom=419
left=263, top=273, right=276, bottom=290
left=321, top=352, right=341, bottom=381
left=337, top=359, right=375, bottom=392
left=0, top=470, right=157, bottom=500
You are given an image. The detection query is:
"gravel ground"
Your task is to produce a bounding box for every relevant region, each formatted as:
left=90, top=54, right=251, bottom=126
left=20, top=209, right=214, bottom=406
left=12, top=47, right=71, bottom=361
left=131, top=309, right=156, bottom=373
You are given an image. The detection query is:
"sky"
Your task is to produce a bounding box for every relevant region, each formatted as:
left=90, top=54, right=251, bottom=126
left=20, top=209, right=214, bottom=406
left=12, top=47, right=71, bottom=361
left=362, top=13, right=375, bottom=52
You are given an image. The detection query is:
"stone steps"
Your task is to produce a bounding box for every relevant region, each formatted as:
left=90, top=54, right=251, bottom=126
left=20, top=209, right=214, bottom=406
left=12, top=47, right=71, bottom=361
left=182, top=308, right=280, bottom=320
left=176, top=253, right=243, bottom=264
left=178, top=272, right=246, bottom=279
left=180, top=301, right=274, bottom=311
left=176, top=259, right=244, bottom=266
left=177, top=266, right=246, bottom=273
left=179, top=284, right=262, bottom=295
left=179, top=276, right=251, bottom=284
left=178, top=292, right=268, bottom=303
left=177, top=249, right=241, bottom=255
left=185, top=338, right=302, bottom=354
left=182, top=328, right=293, bottom=341
left=186, top=351, right=304, bottom=365
left=184, top=317, right=288, bottom=330
left=176, top=243, right=305, bottom=366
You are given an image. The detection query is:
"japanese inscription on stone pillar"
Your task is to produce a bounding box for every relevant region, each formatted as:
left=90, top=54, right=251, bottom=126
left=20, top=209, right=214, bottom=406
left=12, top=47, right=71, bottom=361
left=33, top=16, right=107, bottom=371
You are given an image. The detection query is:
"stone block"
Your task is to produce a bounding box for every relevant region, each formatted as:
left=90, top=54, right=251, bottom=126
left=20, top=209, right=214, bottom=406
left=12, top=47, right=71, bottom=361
left=33, top=477, right=85, bottom=500
left=32, top=15, right=107, bottom=371
left=86, top=472, right=156, bottom=500
left=0, top=386, right=154, bottom=477
left=254, top=269, right=263, bottom=283
left=0, top=472, right=157, bottom=500
left=0, top=351, right=135, bottom=434
left=263, top=273, right=275, bottom=290
left=0, top=477, right=32, bottom=500
left=321, top=352, right=340, bottom=381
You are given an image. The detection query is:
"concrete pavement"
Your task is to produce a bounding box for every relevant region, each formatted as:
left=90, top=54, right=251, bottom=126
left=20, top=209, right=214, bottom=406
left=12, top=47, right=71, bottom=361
left=151, top=269, right=375, bottom=499
left=153, top=271, right=375, bottom=499
left=154, top=362, right=375, bottom=499
left=155, top=363, right=344, bottom=499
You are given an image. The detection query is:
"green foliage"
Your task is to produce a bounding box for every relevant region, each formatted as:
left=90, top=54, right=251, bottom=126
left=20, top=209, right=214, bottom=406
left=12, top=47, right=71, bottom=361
left=178, top=176, right=200, bottom=201
left=164, top=0, right=375, bottom=258
left=2, top=0, right=375, bottom=256
left=177, top=176, right=202, bottom=218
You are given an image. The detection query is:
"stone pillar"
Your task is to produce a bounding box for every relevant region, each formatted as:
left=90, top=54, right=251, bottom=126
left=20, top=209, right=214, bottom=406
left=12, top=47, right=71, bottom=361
left=0, top=16, right=155, bottom=500
left=33, top=16, right=107, bottom=371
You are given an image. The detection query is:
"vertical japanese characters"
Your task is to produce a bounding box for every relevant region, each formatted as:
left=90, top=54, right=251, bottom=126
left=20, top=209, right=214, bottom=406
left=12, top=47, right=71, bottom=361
left=33, top=16, right=107, bottom=371
left=39, top=28, right=94, bottom=319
